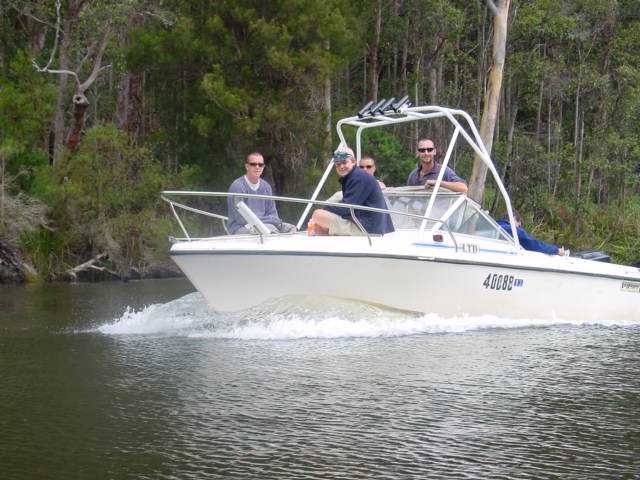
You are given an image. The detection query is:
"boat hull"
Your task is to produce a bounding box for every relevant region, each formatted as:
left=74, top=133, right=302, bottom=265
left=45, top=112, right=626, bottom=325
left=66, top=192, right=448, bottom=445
left=172, top=250, right=640, bottom=321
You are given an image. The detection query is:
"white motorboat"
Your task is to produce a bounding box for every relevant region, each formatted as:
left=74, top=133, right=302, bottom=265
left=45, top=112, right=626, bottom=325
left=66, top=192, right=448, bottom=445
left=163, top=102, right=640, bottom=320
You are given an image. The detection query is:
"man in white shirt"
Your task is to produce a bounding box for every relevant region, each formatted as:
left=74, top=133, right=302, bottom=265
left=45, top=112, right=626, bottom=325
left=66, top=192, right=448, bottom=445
left=227, top=152, right=296, bottom=234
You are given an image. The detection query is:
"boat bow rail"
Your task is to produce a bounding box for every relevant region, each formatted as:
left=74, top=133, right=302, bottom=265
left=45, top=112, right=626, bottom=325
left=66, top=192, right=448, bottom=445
left=161, top=190, right=466, bottom=249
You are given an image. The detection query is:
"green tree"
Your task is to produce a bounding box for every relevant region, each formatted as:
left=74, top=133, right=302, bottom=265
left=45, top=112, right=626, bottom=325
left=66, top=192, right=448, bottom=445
left=129, top=0, right=358, bottom=194
left=0, top=50, right=54, bottom=228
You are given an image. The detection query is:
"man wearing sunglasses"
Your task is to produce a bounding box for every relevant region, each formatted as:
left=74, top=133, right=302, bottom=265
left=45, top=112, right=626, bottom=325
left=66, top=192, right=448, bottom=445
left=227, top=152, right=297, bottom=234
left=311, top=147, right=394, bottom=236
left=359, top=156, right=386, bottom=188
left=406, top=139, right=468, bottom=193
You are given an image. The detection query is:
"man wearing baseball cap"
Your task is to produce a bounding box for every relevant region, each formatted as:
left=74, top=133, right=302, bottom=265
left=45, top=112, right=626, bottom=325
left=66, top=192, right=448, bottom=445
left=311, top=146, right=394, bottom=235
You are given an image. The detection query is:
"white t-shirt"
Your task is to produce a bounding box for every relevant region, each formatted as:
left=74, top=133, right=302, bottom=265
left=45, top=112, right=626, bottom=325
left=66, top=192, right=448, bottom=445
left=243, top=176, right=260, bottom=192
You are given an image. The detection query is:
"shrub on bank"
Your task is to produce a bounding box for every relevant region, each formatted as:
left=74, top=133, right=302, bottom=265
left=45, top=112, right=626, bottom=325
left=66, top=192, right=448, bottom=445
left=27, top=124, right=196, bottom=279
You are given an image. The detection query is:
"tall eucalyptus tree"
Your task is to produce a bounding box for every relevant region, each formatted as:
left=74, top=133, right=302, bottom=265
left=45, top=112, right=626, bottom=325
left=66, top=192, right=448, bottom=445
left=468, top=0, right=511, bottom=204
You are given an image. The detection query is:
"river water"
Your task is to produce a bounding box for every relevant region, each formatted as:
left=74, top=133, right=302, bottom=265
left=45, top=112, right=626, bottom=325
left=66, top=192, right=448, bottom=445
left=2, top=278, right=639, bottom=479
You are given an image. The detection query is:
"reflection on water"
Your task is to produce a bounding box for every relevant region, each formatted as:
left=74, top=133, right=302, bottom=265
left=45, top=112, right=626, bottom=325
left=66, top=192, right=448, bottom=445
left=1, top=278, right=639, bottom=479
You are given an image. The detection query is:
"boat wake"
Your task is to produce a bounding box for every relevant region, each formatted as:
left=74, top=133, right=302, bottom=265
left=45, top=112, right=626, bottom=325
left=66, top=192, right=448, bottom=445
left=96, top=293, right=640, bottom=339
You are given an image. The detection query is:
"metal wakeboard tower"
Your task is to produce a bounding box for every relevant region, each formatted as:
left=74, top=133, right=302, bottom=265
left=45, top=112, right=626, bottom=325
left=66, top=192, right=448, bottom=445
left=297, top=98, right=521, bottom=248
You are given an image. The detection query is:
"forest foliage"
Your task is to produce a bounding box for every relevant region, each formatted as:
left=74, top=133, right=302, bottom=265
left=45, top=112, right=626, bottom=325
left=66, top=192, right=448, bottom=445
left=1, top=0, right=639, bottom=279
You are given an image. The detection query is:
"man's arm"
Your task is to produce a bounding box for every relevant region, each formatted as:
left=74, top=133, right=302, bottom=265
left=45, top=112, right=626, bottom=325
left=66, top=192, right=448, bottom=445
left=325, top=191, right=343, bottom=203
left=325, top=176, right=371, bottom=218
left=425, top=179, right=468, bottom=193
left=226, top=180, right=246, bottom=233
left=339, top=174, right=378, bottom=219
left=425, top=166, right=468, bottom=193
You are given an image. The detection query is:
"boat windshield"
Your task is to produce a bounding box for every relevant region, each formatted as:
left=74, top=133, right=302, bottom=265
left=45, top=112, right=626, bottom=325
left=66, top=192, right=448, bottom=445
left=384, top=187, right=510, bottom=241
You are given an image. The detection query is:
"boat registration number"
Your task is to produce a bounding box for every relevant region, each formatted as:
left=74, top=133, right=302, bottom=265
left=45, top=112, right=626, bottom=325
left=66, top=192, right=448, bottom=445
left=621, top=281, right=640, bottom=293
left=482, top=273, right=524, bottom=291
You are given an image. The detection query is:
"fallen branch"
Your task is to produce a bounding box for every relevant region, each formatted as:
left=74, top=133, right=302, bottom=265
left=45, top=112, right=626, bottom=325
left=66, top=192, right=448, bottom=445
left=66, top=252, right=107, bottom=281
left=88, top=264, right=119, bottom=278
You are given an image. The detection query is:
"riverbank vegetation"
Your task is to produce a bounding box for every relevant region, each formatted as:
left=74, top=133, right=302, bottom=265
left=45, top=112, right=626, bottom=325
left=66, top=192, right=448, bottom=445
left=1, top=0, right=639, bottom=282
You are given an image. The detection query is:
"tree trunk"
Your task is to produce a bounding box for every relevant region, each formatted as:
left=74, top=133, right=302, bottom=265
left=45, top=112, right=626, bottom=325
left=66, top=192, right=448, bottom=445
left=51, top=15, right=72, bottom=166
left=370, top=0, right=382, bottom=103
left=117, top=12, right=144, bottom=141
left=45, top=1, right=108, bottom=161
left=506, top=103, right=518, bottom=164
left=0, top=152, right=4, bottom=229
left=578, top=116, right=584, bottom=194
left=495, top=84, right=502, bottom=144
left=586, top=165, right=595, bottom=202
left=63, top=23, right=111, bottom=151
left=490, top=100, right=517, bottom=215
left=323, top=41, right=332, bottom=163
left=345, top=62, right=350, bottom=107
left=363, top=52, right=367, bottom=101
left=401, top=16, right=408, bottom=95
left=20, top=7, right=47, bottom=56
left=476, top=2, right=488, bottom=119
left=438, top=59, right=445, bottom=142
left=454, top=40, right=460, bottom=104
left=430, top=64, right=438, bottom=129
left=547, top=94, right=552, bottom=192
left=535, top=44, right=546, bottom=141
left=553, top=98, right=563, bottom=197
left=468, top=0, right=511, bottom=204
left=414, top=77, right=420, bottom=144
left=116, top=72, right=143, bottom=140
left=536, top=78, right=544, bottom=142
left=65, top=92, right=90, bottom=149
left=573, top=85, right=582, bottom=203
left=413, top=53, right=422, bottom=146
left=392, top=1, right=400, bottom=91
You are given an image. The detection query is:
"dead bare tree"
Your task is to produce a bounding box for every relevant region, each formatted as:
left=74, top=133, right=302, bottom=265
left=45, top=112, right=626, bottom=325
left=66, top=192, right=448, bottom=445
left=33, top=0, right=112, bottom=162
left=64, top=25, right=112, bottom=149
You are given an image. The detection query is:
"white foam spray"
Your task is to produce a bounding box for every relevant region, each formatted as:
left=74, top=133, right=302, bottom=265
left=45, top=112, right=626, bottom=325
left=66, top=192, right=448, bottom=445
left=97, top=293, right=640, bottom=340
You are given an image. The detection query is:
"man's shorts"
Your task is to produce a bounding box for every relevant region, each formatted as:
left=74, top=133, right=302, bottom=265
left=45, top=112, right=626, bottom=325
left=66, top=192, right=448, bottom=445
left=326, top=212, right=364, bottom=236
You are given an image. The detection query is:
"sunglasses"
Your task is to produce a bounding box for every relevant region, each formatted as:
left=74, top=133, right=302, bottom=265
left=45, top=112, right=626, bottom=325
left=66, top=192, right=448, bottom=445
left=359, top=165, right=374, bottom=169
left=247, top=162, right=265, bottom=167
left=418, top=147, right=435, bottom=153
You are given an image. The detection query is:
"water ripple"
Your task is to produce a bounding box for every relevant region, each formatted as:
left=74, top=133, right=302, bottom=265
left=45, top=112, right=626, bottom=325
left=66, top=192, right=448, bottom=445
left=3, top=286, right=639, bottom=479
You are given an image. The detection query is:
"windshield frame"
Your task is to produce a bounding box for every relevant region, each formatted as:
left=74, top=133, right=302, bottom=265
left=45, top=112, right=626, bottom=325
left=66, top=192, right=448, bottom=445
left=383, top=188, right=514, bottom=244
